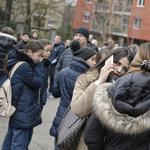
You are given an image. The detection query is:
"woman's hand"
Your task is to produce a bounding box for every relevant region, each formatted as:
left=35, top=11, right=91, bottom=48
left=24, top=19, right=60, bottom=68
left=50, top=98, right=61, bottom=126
left=97, top=60, right=116, bottom=84
left=39, top=56, right=44, bottom=62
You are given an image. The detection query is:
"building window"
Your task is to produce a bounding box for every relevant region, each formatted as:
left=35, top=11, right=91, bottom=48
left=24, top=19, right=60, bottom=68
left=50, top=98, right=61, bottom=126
left=122, top=16, right=129, bottom=32
left=83, top=11, right=90, bottom=22
left=33, top=17, right=46, bottom=27
left=19, top=14, right=24, bottom=19
left=133, top=17, right=141, bottom=29
left=87, top=0, right=92, bottom=3
left=48, top=20, right=54, bottom=26
left=51, top=7, right=55, bottom=13
left=137, top=0, right=144, bottom=7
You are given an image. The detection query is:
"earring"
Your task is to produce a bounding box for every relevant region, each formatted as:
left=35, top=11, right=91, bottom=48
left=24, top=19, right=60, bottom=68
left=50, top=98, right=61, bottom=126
left=141, top=60, right=147, bottom=70
left=145, top=61, right=150, bottom=72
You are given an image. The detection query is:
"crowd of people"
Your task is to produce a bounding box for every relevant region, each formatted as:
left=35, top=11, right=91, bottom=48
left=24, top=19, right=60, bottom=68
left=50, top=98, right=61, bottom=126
left=0, top=25, right=149, bottom=150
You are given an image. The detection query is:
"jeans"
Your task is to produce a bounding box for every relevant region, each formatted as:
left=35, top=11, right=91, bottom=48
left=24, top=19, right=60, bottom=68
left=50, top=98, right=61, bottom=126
left=2, top=126, right=33, bottom=150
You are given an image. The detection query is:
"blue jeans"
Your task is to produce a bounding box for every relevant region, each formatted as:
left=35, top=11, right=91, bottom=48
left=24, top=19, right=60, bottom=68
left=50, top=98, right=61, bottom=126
left=2, top=126, right=33, bottom=150
left=0, top=74, right=7, bottom=87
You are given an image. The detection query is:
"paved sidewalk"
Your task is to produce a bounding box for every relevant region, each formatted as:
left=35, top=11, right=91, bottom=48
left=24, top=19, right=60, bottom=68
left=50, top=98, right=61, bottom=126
left=0, top=97, right=60, bottom=150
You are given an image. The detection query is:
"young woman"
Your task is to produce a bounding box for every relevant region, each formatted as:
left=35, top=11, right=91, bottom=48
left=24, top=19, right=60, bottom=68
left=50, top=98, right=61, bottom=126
left=49, top=40, right=97, bottom=150
left=71, top=47, right=133, bottom=150
left=39, top=39, right=52, bottom=111
left=84, top=42, right=150, bottom=150
left=2, top=40, right=44, bottom=150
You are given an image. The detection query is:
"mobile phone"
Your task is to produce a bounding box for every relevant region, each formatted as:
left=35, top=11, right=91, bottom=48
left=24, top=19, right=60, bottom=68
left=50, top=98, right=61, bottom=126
left=105, top=55, right=114, bottom=65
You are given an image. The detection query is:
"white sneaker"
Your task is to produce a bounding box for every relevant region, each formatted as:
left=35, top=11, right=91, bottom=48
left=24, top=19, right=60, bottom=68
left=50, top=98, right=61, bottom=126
left=49, top=94, right=54, bottom=99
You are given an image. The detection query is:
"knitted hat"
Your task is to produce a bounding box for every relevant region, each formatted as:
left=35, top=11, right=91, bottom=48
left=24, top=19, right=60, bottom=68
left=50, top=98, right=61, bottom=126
left=70, top=40, right=97, bottom=61
left=23, top=32, right=31, bottom=38
left=74, top=27, right=89, bottom=40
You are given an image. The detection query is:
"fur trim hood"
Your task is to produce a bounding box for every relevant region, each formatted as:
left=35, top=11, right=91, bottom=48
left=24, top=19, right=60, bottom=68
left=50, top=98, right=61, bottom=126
left=6, top=49, right=34, bottom=69
left=0, top=32, right=17, bottom=42
left=93, top=81, right=150, bottom=135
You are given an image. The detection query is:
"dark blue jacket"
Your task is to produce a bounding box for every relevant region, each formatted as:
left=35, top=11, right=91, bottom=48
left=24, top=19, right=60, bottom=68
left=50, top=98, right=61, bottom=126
left=50, top=57, right=90, bottom=137
left=48, top=42, right=64, bottom=66
left=6, top=49, right=44, bottom=129
left=40, top=59, right=50, bottom=108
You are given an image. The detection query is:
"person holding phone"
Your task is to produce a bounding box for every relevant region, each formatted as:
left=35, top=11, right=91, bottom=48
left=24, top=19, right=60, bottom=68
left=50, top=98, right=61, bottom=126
left=71, top=48, right=133, bottom=150
left=84, top=42, right=150, bottom=150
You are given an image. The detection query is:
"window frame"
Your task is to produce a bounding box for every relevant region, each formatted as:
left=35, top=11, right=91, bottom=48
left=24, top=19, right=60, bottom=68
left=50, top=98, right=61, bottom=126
left=48, top=19, right=54, bottom=26
left=133, top=17, right=141, bottom=29
left=86, top=0, right=92, bottom=3
left=83, top=11, right=90, bottom=22
left=137, top=0, right=145, bottom=7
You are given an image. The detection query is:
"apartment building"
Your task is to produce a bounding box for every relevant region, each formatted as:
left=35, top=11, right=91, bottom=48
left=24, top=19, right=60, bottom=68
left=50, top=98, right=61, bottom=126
left=73, top=0, right=132, bottom=46
left=127, top=0, right=150, bottom=45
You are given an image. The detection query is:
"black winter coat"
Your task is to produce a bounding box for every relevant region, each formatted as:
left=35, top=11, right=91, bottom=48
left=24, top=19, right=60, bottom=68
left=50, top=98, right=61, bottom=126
left=15, top=40, right=27, bottom=50
left=0, top=33, right=17, bottom=75
left=54, top=47, right=73, bottom=78
left=84, top=72, right=150, bottom=150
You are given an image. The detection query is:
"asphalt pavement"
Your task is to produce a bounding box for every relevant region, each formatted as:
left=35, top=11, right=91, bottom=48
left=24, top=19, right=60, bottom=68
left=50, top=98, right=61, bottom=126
left=0, top=97, right=60, bottom=150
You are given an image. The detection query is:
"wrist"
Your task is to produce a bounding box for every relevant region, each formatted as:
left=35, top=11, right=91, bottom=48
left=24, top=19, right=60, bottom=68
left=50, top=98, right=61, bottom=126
left=94, top=80, right=101, bottom=85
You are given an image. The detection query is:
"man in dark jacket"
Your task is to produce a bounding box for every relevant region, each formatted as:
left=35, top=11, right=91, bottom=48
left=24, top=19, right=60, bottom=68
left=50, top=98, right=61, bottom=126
left=48, top=35, right=64, bottom=95
left=54, top=27, right=98, bottom=78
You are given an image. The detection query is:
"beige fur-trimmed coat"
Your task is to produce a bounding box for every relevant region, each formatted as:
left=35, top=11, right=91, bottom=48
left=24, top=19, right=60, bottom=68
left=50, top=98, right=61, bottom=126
left=71, top=69, right=99, bottom=150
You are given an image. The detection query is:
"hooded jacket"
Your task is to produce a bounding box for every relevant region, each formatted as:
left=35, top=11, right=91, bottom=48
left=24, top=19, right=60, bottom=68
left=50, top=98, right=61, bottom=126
left=6, top=49, right=44, bottom=129
left=0, top=32, right=17, bottom=75
left=50, top=57, right=91, bottom=137
left=84, top=72, right=150, bottom=150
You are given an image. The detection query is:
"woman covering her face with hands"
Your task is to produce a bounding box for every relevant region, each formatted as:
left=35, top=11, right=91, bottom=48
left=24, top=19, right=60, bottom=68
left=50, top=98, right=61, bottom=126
left=71, top=47, right=133, bottom=150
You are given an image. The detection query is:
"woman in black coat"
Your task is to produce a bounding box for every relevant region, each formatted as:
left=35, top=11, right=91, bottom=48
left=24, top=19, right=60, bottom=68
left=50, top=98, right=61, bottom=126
left=0, top=27, right=17, bottom=87
left=84, top=42, right=150, bottom=150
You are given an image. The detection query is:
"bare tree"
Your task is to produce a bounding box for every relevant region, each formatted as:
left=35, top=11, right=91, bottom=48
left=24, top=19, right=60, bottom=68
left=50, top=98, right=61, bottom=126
left=92, top=0, right=131, bottom=45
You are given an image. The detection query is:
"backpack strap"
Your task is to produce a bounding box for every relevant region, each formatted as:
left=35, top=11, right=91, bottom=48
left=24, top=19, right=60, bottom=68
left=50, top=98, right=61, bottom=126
left=10, top=61, right=27, bottom=79
left=14, top=84, right=26, bottom=107
left=9, top=61, right=27, bottom=107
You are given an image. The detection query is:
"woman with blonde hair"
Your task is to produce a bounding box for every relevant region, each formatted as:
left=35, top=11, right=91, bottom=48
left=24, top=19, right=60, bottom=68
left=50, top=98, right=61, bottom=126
left=84, top=42, right=150, bottom=150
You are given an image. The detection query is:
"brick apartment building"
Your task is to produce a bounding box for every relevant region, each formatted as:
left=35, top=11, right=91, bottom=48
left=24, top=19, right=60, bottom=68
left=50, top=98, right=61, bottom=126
left=127, top=0, right=150, bottom=45
left=72, top=0, right=95, bottom=32
left=73, top=0, right=150, bottom=47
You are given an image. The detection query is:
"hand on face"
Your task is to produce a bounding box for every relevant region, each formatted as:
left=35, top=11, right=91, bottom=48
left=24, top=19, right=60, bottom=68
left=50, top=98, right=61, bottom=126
left=98, top=60, right=116, bottom=84
left=39, top=56, right=44, bottom=62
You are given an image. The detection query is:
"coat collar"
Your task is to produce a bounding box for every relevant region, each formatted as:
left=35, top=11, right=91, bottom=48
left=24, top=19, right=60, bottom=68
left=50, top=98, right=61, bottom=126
left=6, top=49, right=34, bottom=68
left=93, top=82, right=150, bottom=135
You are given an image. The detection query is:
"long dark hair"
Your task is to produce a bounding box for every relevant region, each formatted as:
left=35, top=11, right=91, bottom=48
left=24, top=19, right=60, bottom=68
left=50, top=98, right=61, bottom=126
left=88, top=47, right=133, bottom=81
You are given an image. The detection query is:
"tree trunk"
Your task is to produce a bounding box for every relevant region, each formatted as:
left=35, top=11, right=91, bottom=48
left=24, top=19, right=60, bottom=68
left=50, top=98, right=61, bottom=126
left=5, top=0, right=13, bottom=25
left=26, top=0, right=31, bottom=32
